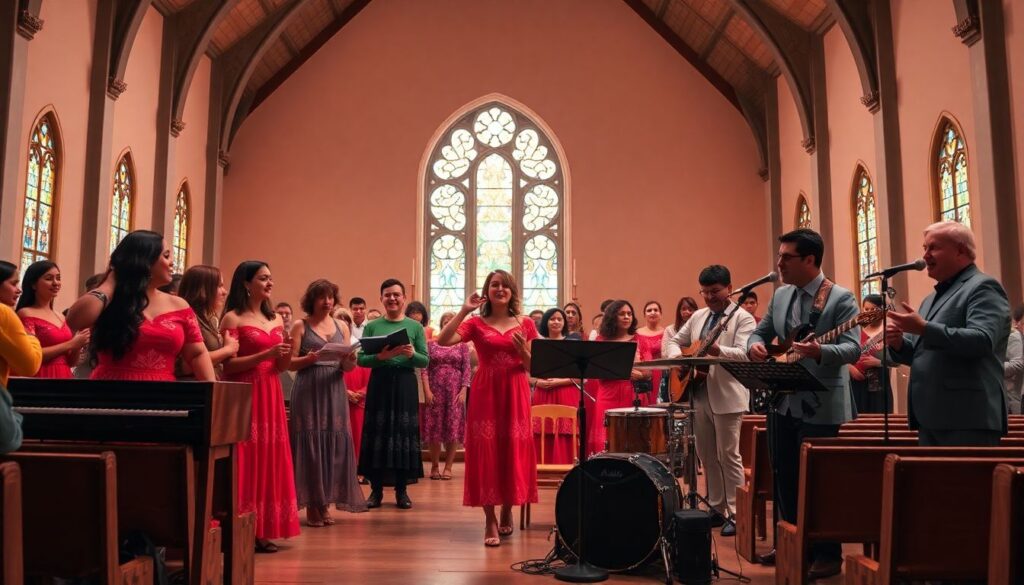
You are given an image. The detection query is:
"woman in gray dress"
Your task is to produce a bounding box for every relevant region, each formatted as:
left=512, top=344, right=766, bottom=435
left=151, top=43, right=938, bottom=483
left=289, top=279, right=367, bottom=526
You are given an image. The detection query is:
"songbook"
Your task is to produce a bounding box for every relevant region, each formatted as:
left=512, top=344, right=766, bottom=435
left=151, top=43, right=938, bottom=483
left=316, top=341, right=360, bottom=363
left=358, top=328, right=411, bottom=355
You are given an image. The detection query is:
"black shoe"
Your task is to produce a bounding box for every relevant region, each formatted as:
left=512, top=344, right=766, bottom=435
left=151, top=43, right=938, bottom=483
left=396, top=491, right=412, bottom=509
left=720, top=522, right=736, bottom=537
left=807, top=558, right=842, bottom=580
left=757, top=549, right=776, bottom=566
left=366, top=491, right=383, bottom=509
left=708, top=511, right=725, bottom=528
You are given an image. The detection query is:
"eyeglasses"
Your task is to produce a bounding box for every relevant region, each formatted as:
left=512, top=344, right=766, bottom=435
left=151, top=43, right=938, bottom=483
left=699, top=288, right=728, bottom=298
left=777, top=253, right=808, bottom=262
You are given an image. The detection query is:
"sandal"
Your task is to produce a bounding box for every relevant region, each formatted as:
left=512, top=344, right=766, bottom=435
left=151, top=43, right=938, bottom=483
left=430, top=467, right=442, bottom=480
left=321, top=507, right=336, bottom=525
left=441, top=469, right=453, bottom=480
left=255, top=539, right=279, bottom=553
left=484, top=537, right=501, bottom=547
left=498, top=525, right=514, bottom=536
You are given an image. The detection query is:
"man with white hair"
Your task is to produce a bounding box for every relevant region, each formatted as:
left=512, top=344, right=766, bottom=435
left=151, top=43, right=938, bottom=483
left=886, top=220, right=1010, bottom=446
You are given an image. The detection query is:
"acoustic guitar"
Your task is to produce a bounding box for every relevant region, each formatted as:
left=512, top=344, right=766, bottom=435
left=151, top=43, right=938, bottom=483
left=668, top=309, right=737, bottom=402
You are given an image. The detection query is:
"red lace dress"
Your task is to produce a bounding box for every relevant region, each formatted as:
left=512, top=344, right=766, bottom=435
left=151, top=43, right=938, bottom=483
left=343, top=365, right=370, bottom=458
left=457, top=316, right=539, bottom=507
left=636, top=331, right=664, bottom=401
left=20, top=316, right=74, bottom=379
left=91, top=308, right=201, bottom=381
left=586, top=334, right=650, bottom=456
left=532, top=376, right=577, bottom=465
left=224, top=325, right=300, bottom=540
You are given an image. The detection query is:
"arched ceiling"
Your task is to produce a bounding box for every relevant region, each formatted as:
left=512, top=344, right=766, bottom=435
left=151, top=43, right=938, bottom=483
left=151, top=0, right=837, bottom=165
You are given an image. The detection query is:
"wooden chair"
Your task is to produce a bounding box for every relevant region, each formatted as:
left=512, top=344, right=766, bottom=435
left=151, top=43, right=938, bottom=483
left=521, top=404, right=578, bottom=529
left=777, top=444, right=1024, bottom=585
left=1, top=462, right=23, bottom=585
left=846, top=455, right=1024, bottom=585
left=736, top=426, right=772, bottom=562
left=988, top=464, right=1024, bottom=585
left=2, top=451, right=152, bottom=584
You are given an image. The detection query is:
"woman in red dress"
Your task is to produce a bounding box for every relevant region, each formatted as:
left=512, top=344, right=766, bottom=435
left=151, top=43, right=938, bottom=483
left=65, top=231, right=215, bottom=383
left=221, top=261, right=300, bottom=552
left=635, top=300, right=665, bottom=404
left=531, top=307, right=576, bottom=464
left=334, top=307, right=369, bottom=477
left=17, top=261, right=89, bottom=378
left=436, top=270, right=538, bottom=548
left=586, top=300, right=651, bottom=456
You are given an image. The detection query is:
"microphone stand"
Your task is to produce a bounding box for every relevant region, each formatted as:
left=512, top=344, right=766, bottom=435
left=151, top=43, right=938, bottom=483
left=880, top=275, right=894, bottom=443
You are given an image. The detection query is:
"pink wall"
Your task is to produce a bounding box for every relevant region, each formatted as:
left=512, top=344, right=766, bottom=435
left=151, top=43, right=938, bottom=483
left=823, top=26, right=877, bottom=296
left=777, top=77, right=813, bottom=233
left=892, top=0, right=980, bottom=302
left=222, top=0, right=766, bottom=321
left=110, top=6, right=162, bottom=239
left=1006, top=0, right=1024, bottom=283
left=172, top=55, right=211, bottom=265
left=17, top=0, right=97, bottom=309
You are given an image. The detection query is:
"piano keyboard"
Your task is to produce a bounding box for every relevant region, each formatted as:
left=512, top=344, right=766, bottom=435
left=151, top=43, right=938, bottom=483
left=14, top=406, right=190, bottom=418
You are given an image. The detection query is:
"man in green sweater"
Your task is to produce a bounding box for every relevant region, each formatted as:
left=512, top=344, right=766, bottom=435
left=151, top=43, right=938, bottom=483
left=356, top=278, right=429, bottom=509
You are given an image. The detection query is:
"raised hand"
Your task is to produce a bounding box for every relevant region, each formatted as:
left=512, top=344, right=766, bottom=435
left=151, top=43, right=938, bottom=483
left=462, top=292, right=486, bottom=313
left=888, top=302, right=926, bottom=336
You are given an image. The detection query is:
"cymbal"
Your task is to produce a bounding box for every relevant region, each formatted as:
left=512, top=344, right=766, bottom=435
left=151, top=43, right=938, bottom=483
left=634, top=357, right=742, bottom=369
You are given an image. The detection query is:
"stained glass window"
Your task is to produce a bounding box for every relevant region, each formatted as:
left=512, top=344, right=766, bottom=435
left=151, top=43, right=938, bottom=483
left=796, top=194, right=811, bottom=229
left=854, top=168, right=880, bottom=299
left=425, top=103, right=563, bottom=320
left=172, top=184, right=189, bottom=273
left=21, top=114, right=59, bottom=275
left=936, top=120, right=970, bottom=227
left=110, top=154, right=134, bottom=253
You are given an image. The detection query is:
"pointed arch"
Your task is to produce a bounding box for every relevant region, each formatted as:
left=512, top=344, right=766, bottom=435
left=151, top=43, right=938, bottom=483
left=852, top=164, right=880, bottom=300
left=932, top=113, right=971, bottom=227
left=21, top=107, right=62, bottom=274
left=795, top=193, right=811, bottom=229
left=420, top=95, right=570, bottom=321
left=110, top=150, right=136, bottom=253
left=172, top=180, right=190, bottom=273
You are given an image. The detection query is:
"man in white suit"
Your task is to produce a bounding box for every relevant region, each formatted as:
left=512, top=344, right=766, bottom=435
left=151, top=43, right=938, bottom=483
left=666, top=264, right=755, bottom=536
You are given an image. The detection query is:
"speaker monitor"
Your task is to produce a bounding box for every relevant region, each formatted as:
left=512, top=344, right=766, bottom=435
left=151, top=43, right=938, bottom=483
left=670, top=510, right=712, bottom=584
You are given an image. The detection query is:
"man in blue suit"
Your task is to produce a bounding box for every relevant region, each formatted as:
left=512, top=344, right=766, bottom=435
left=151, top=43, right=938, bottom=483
left=747, top=228, right=860, bottom=579
left=886, top=220, right=1009, bottom=446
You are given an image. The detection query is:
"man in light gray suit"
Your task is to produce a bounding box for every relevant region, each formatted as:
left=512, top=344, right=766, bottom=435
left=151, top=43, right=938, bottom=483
left=747, top=228, right=860, bottom=579
left=886, top=220, right=1009, bottom=446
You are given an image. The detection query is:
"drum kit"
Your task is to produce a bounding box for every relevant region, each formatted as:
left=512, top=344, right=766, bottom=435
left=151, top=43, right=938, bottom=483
left=552, top=357, right=733, bottom=582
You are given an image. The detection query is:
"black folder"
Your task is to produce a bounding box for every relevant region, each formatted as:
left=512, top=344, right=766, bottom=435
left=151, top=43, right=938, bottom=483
left=358, top=328, right=411, bottom=354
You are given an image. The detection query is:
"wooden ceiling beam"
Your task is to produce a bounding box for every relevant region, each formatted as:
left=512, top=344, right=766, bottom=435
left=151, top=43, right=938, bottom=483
left=107, top=0, right=153, bottom=99
left=170, top=0, right=239, bottom=127
left=699, top=9, right=734, bottom=60
left=825, top=0, right=880, bottom=112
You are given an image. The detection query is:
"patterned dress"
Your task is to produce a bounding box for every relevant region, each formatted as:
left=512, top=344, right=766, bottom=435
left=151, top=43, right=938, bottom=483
left=531, top=376, right=577, bottom=465
left=225, top=325, right=301, bottom=540
left=20, top=316, right=74, bottom=379
left=422, top=341, right=470, bottom=444
left=457, top=316, right=539, bottom=507
left=91, top=308, right=201, bottom=382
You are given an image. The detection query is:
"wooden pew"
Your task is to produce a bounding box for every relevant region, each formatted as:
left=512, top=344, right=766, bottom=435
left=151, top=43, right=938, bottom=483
left=776, top=444, right=1024, bottom=584
left=845, top=455, right=1024, bottom=585
left=736, top=426, right=772, bottom=562
left=1, top=462, right=22, bottom=585
left=1, top=451, right=152, bottom=584
left=989, top=464, right=1024, bottom=585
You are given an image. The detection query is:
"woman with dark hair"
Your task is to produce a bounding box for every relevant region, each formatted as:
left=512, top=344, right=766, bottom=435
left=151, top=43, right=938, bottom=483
left=531, top=307, right=576, bottom=464
left=437, top=269, right=538, bottom=547
left=422, top=311, right=470, bottom=480
left=636, top=300, right=665, bottom=402
left=405, top=301, right=433, bottom=339
left=221, top=261, right=300, bottom=552
left=16, top=261, right=89, bottom=378
left=562, top=302, right=584, bottom=340
left=660, top=296, right=698, bottom=401
left=849, top=293, right=892, bottom=413
left=65, top=230, right=215, bottom=383
left=176, top=265, right=238, bottom=379
left=0, top=261, right=22, bottom=308
left=288, top=279, right=367, bottom=527
left=586, top=300, right=650, bottom=455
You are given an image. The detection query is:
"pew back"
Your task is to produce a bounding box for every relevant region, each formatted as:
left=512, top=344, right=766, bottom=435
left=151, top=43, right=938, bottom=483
left=988, top=464, right=1024, bottom=585
left=1, top=462, right=22, bottom=585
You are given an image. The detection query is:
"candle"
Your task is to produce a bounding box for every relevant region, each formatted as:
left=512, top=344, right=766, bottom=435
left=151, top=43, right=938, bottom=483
left=572, top=258, right=577, bottom=286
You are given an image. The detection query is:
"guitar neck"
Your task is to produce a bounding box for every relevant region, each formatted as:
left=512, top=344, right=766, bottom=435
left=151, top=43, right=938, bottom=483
left=814, top=315, right=858, bottom=345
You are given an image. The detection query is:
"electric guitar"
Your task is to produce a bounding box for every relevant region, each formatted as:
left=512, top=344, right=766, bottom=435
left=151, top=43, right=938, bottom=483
left=668, top=308, right=737, bottom=402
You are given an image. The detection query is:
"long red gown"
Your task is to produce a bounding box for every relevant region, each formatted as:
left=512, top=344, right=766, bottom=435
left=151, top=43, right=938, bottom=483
left=20, top=316, right=74, bottom=379
left=532, top=379, right=577, bottom=465
left=636, top=331, right=664, bottom=400
left=225, top=325, right=300, bottom=540
left=343, top=365, right=370, bottom=458
left=586, top=334, right=651, bottom=456
left=457, top=316, right=538, bottom=507
left=91, top=308, right=201, bottom=381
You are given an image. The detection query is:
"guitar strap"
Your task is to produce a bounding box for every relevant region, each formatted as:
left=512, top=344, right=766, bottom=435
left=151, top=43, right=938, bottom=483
left=806, top=277, right=835, bottom=330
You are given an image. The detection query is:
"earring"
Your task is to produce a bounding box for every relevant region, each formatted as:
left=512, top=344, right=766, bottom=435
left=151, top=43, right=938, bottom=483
left=245, top=288, right=251, bottom=297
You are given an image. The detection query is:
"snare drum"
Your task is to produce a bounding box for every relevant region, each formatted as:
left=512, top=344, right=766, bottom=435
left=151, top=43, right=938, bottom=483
left=605, top=407, right=668, bottom=457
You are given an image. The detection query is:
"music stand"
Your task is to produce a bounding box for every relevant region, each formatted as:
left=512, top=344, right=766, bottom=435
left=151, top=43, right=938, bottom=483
left=719, top=361, right=831, bottom=395
left=531, top=339, right=637, bottom=583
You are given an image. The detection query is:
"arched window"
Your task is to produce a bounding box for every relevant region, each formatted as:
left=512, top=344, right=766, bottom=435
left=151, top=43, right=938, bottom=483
left=424, top=101, right=564, bottom=319
left=172, top=183, right=189, bottom=273
left=21, top=113, right=59, bottom=274
left=935, top=118, right=970, bottom=226
left=854, top=167, right=880, bottom=300
left=110, top=153, right=134, bottom=253
left=796, top=194, right=811, bottom=229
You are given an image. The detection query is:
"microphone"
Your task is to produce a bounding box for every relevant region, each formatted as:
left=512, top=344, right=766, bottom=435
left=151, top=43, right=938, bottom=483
left=864, top=259, right=926, bottom=279
left=730, top=272, right=778, bottom=296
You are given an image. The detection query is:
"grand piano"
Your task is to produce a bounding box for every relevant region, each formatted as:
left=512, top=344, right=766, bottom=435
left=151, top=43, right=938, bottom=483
left=7, top=378, right=253, bottom=585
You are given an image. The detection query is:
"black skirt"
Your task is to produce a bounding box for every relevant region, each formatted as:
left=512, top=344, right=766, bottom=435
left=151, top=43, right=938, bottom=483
left=357, top=367, right=424, bottom=484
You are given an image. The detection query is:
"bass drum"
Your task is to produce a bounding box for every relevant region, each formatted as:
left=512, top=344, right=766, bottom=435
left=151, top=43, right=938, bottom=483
left=555, top=452, right=681, bottom=572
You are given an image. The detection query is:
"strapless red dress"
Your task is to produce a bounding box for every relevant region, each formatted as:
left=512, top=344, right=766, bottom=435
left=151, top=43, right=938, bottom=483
left=91, top=308, right=202, bottom=381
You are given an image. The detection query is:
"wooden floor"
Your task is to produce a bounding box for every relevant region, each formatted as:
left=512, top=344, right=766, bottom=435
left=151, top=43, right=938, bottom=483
left=254, top=465, right=854, bottom=585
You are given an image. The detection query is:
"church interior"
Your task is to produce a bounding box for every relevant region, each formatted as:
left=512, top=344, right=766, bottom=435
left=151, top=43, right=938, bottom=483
left=1, top=0, right=1024, bottom=583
